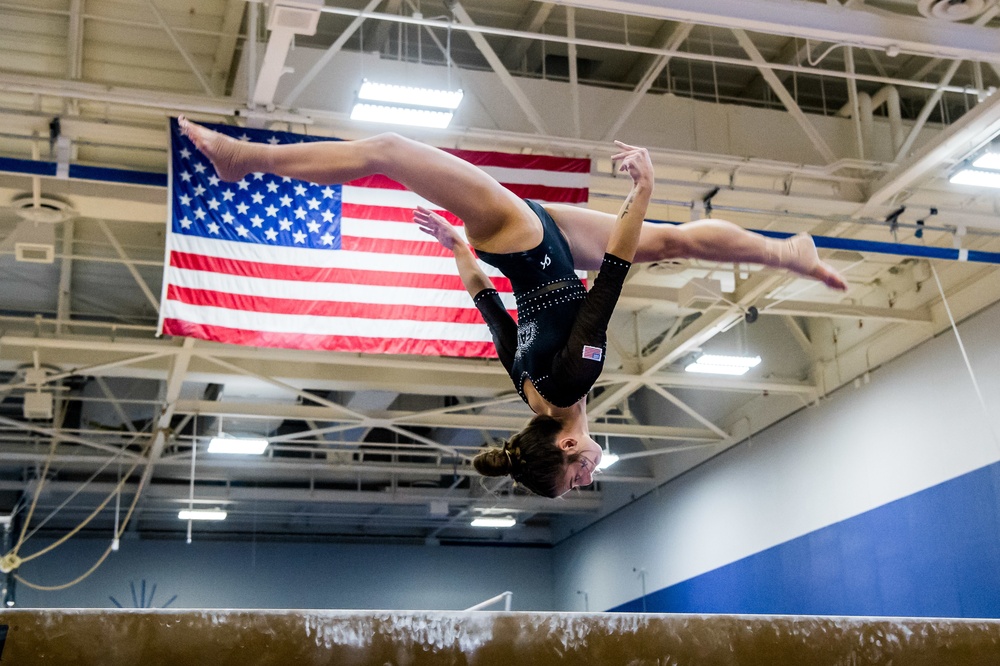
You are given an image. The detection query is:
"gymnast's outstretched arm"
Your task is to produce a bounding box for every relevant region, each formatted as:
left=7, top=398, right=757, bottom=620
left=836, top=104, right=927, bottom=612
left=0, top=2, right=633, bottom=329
left=604, top=141, right=655, bottom=263
left=413, top=206, right=493, bottom=298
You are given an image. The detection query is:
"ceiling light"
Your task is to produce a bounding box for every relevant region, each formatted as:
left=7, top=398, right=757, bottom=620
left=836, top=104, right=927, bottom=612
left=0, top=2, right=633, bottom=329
left=178, top=509, right=227, bottom=521
left=351, top=80, right=464, bottom=129
left=949, top=168, right=1000, bottom=189
left=208, top=436, right=269, bottom=455
left=972, top=152, right=1000, bottom=170
left=597, top=452, right=619, bottom=470
left=471, top=516, right=516, bottom=528
left=685, top=354, right=762, bottom=376
left=358, top=81, right=464, bottom=109
left=350, top=104, right=454, bottom=129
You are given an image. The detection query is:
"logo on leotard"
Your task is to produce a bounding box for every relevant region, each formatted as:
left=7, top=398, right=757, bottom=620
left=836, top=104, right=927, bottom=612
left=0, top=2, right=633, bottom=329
left=540, top=254, right=551, bottom=269
left=582, top=345, right=603, bottom=362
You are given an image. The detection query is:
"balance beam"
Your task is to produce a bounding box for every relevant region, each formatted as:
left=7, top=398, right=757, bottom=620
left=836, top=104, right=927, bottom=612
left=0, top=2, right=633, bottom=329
left=1, top=609, right=999, bottom=665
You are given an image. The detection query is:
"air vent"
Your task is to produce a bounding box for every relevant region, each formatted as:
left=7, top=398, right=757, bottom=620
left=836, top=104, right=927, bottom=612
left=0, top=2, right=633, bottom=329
left=15, top=243, right=54, bottom=264
left=12, top=195, right=75, bottom=224
left=267, top=0, right=322, bottom=35
left=917, top=0, right=987, bottom=21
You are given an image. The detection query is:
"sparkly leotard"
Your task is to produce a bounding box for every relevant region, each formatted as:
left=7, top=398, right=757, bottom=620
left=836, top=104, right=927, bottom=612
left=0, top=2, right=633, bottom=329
left=473, top=199, right=631, bottom=408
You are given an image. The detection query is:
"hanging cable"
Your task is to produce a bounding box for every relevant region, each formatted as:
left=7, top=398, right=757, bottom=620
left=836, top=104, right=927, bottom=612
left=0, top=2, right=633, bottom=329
left=14, top=471, right=144, bottom=592
left=20, top=431, right=144, bottom=544
left=11, top=456, right=144, bottom=568
left=5, top=439, right=58, bottom=570
left=929, top=263, right=1000, bottom=451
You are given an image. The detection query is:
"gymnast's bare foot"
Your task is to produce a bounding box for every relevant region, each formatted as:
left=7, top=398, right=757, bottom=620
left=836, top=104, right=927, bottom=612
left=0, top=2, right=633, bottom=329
left=177, top=115, right=258, bottom=182
left=782, top=233, right=847, bottom=291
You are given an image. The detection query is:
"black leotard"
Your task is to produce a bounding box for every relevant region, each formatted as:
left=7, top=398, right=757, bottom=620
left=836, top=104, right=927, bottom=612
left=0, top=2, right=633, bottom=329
left=473, top=199, right=631, bottom=408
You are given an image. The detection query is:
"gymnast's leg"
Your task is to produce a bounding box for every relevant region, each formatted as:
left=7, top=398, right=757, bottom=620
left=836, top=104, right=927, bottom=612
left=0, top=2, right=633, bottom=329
left=177, top=117, right=539, bottom=253
left=545, top=203, right=847, bottom=290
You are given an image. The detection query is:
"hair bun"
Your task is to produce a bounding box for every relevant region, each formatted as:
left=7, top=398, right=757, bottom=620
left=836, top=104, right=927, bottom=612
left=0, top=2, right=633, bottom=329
left=473, top=447, right=511, bottom=477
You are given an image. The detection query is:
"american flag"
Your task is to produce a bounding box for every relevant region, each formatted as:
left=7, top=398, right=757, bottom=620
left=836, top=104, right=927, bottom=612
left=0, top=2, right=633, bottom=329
left=158, top=118, right=590, bottom=357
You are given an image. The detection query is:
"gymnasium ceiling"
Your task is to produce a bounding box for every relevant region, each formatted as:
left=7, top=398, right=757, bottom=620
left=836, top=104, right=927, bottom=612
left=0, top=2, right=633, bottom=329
left=0, top=0, right=999, bottom=555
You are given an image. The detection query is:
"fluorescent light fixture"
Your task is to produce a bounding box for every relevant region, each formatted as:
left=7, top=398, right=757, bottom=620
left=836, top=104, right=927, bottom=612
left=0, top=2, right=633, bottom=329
left=352, top=80, right=463, bottom=129
left=972, top=152, right=1000, bottom=170
left=950, top=168, right=1000, bottom=189
left=597, top=452, right=619, bottom=470
left=358, top=80, right=464, bottom=110
left=471, top=516, right=516, bottom=528
left=178, top=509, right=227, bottom=521
left=685, top=354, right=762, bottom=376
left=208, top=436, right=269, bottom=455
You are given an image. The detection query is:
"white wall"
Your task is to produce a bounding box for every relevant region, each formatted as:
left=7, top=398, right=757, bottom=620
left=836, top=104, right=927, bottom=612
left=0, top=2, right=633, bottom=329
left=553, top=298, right=1000, bottom=611
left=13, top=538, right=553, bottom=611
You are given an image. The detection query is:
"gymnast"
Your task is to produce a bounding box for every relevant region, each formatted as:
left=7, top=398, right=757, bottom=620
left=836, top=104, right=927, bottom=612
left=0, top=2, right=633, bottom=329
left=177, top=117, right=846, bottom=497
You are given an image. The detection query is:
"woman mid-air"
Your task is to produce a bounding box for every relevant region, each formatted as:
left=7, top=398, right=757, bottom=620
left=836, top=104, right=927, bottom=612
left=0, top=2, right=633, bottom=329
left=178, top=117, right=845, bottom=497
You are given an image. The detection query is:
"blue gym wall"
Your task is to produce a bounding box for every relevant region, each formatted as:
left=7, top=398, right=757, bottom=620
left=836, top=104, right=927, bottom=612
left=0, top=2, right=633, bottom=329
left=554, top=298, right=1000, bottom=617
left=13, top=540, right=554, bottom=611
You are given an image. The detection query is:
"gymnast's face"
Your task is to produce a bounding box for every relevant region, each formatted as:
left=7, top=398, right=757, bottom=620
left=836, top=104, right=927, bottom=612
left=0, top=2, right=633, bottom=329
left=556, top=435, right=603, bottom=495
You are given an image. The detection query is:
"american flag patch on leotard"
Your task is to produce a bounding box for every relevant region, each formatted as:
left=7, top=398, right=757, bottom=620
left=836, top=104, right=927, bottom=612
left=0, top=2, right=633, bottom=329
left=582, top=345, right=603, bottom=362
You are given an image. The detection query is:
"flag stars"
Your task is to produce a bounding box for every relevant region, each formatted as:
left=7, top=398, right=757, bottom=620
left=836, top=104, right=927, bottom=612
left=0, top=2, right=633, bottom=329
left=307, top=220, right=321, bottom=234
left=237, top=179, right=250, bottom=190
left=282, top=176, right=292, bottom=183
left=222, top=189, right=235, bottom=202
left=194, top=209, right=207, bottom=221
left=221, top=212, right=235, bottom=225
left=207, top=198, right=221, bottom=211
left=252, top=172, right=265, bottom=180
left=238, top=133, right=251, bottom=141
left=179, top=217, right=193, bottom=229
left=250, top=214, right=264, bottom=228
left=193, top=162, right=207, bottom=174
left=208, top=175, right=220, bottom=187
left=264, top=228, right=279, bottom=241
left=293, top=230, right=307, bottom=244
left=294, top=207, right=307, bottom=220
left=236, top=225, right=250, bottom=237
left=251, top=192, right=265, bottom=205
left=279, top=195, right=292, bottom=207
left=294, top=184, right=307, bottom=197
left=320, top=232, right=335, bottom=246
left=207, top=222, right=221, bottom=234
left=307, top=198, right=321, bottom=210
left=321, top=210, right=335, bottom=223
left=179, top=194, right=192, bottom=206
left=266, top=181, right=279, bottom=193
left=264, top=204, right=278, bottom=217
left=179, top=147, right=191, bottom=160
left=321, top=186, right=336, bottom=199
left=193, top=184, right=206, bottom=197
left=180, top=171, right=192, bottom=182
left=279, top=218, right=292, bottom=231
left=267, top=136, right=281, bottom=145
left=236, top=202, right=250, bottom=216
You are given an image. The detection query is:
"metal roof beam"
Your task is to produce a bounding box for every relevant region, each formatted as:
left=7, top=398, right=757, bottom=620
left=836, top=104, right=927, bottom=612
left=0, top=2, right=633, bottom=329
left=551, top=0, right=1000, bottom=62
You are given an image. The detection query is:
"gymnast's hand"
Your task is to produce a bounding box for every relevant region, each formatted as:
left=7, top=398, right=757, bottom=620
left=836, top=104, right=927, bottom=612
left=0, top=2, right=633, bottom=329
left=414, top=206, right=465, bottom=252
left=611, top=141, right=654, bottom=189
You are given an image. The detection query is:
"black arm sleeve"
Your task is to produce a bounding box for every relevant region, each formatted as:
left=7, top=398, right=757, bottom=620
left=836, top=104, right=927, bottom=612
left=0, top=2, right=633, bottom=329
left=548, top=254, right=631, bottom=404
left=473, top=288, right=518, bottom=377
